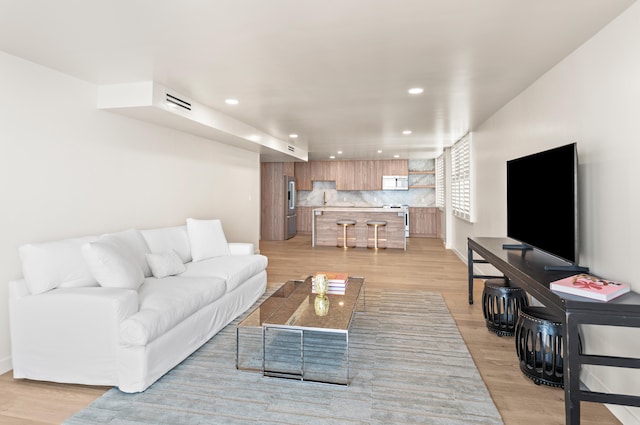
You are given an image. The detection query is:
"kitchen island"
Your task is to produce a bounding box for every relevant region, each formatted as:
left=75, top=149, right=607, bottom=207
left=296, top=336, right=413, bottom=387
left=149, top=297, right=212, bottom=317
left=312, top=207, right=407, bottom=250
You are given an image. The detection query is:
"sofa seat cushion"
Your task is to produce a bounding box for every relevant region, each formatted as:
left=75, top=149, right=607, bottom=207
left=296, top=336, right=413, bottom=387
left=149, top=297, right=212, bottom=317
left=119, top=276, right=226, bottom=346
left=181, top=255, right=268, bottom=292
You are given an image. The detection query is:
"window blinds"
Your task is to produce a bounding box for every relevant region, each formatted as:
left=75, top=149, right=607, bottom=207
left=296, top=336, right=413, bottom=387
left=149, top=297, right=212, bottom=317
left=451, top=134, right=474, bottom=222
left=436, top=154, right=445, bottom=208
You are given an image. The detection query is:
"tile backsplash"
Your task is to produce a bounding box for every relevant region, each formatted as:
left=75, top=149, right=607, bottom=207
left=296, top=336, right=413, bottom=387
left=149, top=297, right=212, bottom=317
left=297, top=181, right=435, bottom=207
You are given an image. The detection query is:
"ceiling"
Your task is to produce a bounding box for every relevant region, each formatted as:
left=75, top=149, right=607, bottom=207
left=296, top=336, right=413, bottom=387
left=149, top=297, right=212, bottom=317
left=0, top=0, right=635, bottom=161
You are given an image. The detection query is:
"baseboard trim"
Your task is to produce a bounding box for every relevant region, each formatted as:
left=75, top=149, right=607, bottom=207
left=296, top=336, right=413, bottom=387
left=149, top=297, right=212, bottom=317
left=0, top=355, right=12, bottom=375
left=581, top=368, right=640, bottom=425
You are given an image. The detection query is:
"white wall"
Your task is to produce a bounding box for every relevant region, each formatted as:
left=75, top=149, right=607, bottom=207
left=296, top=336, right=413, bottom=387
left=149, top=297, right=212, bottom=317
left=0, top=52, right=261, bottom=374
left=450, top=3, right=640, bottom=423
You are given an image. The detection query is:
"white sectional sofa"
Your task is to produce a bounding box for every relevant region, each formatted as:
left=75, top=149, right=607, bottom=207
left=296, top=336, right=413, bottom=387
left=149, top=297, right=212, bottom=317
left=8, top=218, right=267, bottom=393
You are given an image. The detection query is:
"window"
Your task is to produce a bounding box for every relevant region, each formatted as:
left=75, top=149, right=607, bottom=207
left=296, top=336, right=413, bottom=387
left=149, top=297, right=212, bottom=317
left=451, top=133, right=474, bottom=222
left=435, top=154, right=445, bottom=208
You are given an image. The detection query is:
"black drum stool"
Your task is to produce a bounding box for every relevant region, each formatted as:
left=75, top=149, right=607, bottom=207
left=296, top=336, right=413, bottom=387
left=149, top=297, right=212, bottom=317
left=514, top=306, right=577, bottom=388
left=482, top=278, right=529, bottom=336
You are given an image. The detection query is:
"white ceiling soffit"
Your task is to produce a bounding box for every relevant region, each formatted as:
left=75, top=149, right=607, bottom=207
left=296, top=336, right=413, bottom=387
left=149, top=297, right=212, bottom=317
left=97, top=81, right=308, bottom=162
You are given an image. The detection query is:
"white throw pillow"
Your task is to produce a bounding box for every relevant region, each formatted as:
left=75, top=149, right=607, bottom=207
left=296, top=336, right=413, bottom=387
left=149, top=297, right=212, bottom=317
left=19, top=236, right=99, bottom=295
left=146, top=250, right=186, bottom=278
left=82, top=241, right=145, bottom=289
left=186, top=218, right=230, bottom=262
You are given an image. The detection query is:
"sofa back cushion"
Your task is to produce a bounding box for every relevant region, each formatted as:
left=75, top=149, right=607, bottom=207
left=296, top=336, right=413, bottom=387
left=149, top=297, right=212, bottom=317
left=140, top=225, right=192, bottom=263
left=98, top=229, right=152, bottom=278
left=82, top=240, right=145, bottom=290
left=186, top=218, right=230, bottom=262
left=19, top=236, right=99, bottom=295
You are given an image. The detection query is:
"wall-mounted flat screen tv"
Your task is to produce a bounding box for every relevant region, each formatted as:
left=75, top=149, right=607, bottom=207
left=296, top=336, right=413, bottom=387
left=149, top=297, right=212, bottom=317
left=506, top=143, right=578, bottom=264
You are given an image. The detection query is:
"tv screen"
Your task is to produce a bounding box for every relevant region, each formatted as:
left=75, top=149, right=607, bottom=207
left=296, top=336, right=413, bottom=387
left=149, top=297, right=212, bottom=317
left=506, top=143, right=578, bottom=264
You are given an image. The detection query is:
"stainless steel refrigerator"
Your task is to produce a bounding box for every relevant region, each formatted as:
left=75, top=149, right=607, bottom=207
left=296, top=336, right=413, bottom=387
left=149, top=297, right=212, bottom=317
left=285, top=176, right=297, bottom=239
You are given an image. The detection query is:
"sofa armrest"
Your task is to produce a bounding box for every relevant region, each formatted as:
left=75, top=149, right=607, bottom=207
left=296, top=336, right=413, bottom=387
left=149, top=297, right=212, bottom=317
left=9, top=286, right=139, bottom=384
left=228, top=243, right=255, bottom=255
left=8, top=279, right=30, bottom=301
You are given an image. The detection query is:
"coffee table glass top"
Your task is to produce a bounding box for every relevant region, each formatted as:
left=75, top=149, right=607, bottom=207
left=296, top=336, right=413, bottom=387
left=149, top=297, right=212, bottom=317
left=238, top=276, right=364, bottom=332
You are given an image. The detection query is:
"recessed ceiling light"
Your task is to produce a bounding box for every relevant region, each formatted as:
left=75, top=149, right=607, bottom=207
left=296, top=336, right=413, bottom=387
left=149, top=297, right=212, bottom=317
left=289, top=134, right=298, bottom=139
left=408, top=87, right=424, bottom=95
left=337, top=151, right=343, bottom=155
left=329, top=155, right=336, bottom=159
left=402, top=130, right=412, bottom=135
left=225, top=98, right=239, bottom=105
left=377, top=150, right=383, bottom=154
left=394, top=154, right=400, bottom=158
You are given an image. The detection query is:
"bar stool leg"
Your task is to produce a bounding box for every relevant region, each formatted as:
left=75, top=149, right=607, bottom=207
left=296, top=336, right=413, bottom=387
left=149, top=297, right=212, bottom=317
left=374, top=224, right=378, bottom=249
left=342, top=224, right=348, bottom=249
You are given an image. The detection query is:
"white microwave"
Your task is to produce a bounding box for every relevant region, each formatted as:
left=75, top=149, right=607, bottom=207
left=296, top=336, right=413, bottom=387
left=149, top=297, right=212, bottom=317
left=382, top=175, right=409, bottom=190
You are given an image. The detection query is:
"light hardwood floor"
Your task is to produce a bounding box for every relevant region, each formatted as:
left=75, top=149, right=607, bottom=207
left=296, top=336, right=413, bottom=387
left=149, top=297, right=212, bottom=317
left=0, top=235, right=621, bottom=425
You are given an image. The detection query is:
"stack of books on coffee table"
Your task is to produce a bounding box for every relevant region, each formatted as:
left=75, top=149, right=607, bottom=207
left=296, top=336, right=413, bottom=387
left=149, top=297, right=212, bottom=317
left=312, top=272, right=349, bottom=295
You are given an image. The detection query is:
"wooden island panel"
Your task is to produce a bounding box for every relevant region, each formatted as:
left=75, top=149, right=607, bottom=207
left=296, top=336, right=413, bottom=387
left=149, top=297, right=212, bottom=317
left=313, top=208, right=406, bottom=250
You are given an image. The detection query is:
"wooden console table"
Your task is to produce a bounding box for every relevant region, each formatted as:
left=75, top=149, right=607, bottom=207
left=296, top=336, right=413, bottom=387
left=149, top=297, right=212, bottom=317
left=467, top=237, right=640, bottom=425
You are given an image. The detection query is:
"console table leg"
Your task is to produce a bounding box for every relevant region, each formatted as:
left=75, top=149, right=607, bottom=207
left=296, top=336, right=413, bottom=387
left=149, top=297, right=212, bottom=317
left=565, top=312, right=582, bottom=425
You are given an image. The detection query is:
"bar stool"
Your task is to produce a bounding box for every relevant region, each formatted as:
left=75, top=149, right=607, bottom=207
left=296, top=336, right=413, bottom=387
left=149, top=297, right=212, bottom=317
left=482, top=278, right=529, bottom=336
left=366, top=220, right=387, bottom=249
left=514, top=306, right=578, bottom=388
left=336, top=219, right=356, bottom=248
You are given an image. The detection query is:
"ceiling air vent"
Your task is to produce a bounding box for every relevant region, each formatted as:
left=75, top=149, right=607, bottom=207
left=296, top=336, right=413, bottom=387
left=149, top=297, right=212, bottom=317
left=287, top=145, right=295, bottom=152
left=165, top=93, right=192, bottom=111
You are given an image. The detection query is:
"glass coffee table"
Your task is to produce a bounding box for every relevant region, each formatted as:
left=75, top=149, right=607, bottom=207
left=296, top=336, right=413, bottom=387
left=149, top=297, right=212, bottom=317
left=236, top=276, right=365, bottom=385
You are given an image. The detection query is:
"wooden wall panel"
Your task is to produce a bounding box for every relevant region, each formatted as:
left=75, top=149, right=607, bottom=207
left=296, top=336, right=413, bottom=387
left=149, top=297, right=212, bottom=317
left=261, top=163, right=286, bottom=240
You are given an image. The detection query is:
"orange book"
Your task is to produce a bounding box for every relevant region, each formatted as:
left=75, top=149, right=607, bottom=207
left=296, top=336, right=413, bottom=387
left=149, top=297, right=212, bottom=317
left=313, top=272, right=349, bottom=286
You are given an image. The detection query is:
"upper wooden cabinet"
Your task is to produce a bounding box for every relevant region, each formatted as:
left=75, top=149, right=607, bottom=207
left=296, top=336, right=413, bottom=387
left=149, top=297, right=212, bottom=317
left=311, top=161, right=338, bottom=181
left=380, top=159, right=408, bottom=176
left=283, top=162, right=294, bottom=177
left=292, top=159, right=408, bottom=191
left=294, top=162, right=312, bottom=190
left=336, top=160, right=357, bottom=190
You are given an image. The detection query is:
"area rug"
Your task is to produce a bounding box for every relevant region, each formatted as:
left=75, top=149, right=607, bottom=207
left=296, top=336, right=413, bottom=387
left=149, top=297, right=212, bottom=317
left=64, top=289, right=503, bottom=425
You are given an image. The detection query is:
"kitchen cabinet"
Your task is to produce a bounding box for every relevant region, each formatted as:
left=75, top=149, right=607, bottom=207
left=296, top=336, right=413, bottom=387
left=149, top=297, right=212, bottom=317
left=336, top=160, right=379, bottom=190
left=360, top=160, right=381, bottom=190
left=295, top=159, right=408, bottom=191
left=311, top=161, right=338, bottom=181
left=283, top=162, right=294, bottom=176
left=380, top=159, right=408, bottom=176
left=294, top=162, right=312, bottom=190
left=409, top=207, right=440, bottom=238
left=335, top=160, right=354, bottom=190
left=296, top=206, right=315, bottom=234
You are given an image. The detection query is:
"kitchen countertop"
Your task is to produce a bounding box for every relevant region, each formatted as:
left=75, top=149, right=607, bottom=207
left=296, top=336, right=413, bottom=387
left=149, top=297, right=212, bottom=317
left=312, top=206, right=408, bottom=212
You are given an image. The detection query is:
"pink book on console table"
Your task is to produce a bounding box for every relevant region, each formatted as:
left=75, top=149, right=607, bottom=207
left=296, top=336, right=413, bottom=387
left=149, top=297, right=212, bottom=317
left=550, top=273, right=630, bottom=301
